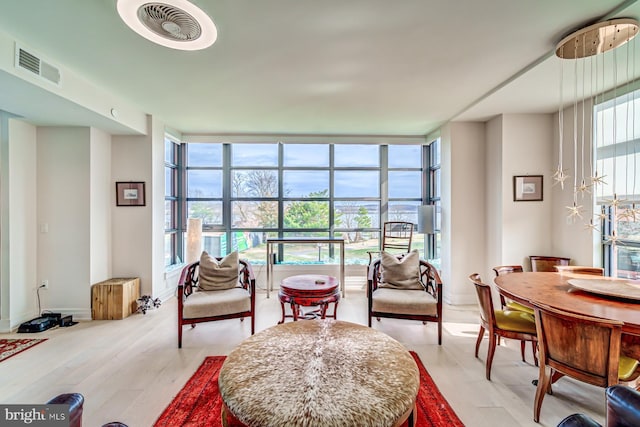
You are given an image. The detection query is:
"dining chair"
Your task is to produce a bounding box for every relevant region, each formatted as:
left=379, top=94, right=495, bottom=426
left=367, top=221, right=414, bottom=264
left=492, top=265, right=537, bottom=365
left=469, top=274, right=538, bottom=380
left=532, top=303, right=640, bottom=423
left=553, top=265, right=604, bottom=275
left=529, top=255, right=571, bottom=272
left=492, top=265, right=533, bottom=313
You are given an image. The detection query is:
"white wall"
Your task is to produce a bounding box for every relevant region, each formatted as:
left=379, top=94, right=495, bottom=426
left=3, top=118, right=37, bottom=328
left=501, top=114, right=555, bottom=268
left=485, top=116, right=503, bottom=279
left=0, top=113, right=6, bottom=330
left=551, top=102, right=599, bottom=266
left=441, top=121, right=486, bottom=305
left=89, top=127, right=112, bottom=284
left=112, top=117, right=154, bottom=296
left=37, top=127, right=92, bottom=318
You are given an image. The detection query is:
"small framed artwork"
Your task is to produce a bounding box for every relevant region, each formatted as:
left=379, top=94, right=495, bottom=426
left=513, top=175, right=543, bottom=202
left=116, top=182, right=145, bottom=206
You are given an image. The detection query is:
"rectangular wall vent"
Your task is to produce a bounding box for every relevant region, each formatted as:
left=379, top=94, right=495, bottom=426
left=14, top=43, right=61, bottom=86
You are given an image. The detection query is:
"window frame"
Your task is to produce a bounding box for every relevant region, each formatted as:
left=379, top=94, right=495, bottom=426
left=183, top=141, right=439, bottom=265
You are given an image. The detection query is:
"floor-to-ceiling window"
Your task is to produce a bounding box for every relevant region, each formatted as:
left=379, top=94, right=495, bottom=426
left=427, top=138, right=441, bottom=262
left=164, top=136, right=182, bottom=267
left=181, top=141, right=439, bottom=266
left=596, top=87, right=640, bottom=278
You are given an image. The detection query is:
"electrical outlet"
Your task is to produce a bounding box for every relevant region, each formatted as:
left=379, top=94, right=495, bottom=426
left=40, top=280, right=48, bottom=289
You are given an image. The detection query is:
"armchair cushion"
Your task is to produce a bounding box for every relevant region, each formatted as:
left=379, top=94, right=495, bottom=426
left=183, top=287, right=251, bottom=319
left=199, top=251, right=239, bottom=291
left=371, top=288, right=438, bottom=316
left=379, top=250, right=423, bottom=290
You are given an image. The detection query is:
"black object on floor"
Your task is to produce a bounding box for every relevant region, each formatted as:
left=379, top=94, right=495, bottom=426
left=17, top=316, right=58, bottom=333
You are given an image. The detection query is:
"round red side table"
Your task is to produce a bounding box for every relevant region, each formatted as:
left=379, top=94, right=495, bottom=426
left=277, top=274, right=340, bottom=323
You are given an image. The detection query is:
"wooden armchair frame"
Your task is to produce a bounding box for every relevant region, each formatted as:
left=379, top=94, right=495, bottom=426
left=367, top=256, right=443, bottom=344
left=177, top=258, right=256, bottom=348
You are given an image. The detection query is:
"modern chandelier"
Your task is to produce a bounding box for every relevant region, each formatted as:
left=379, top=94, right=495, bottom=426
left=554, top=18, right=639, bottom=236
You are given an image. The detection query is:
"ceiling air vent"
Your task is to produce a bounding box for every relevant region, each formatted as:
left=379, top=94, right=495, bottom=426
left=138, top=3, right=202, bottom=41
left=14, top=44, right=61, bottom=86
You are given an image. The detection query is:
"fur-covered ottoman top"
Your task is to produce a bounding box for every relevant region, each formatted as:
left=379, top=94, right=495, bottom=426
left=219, top=320, right=419, bottom=427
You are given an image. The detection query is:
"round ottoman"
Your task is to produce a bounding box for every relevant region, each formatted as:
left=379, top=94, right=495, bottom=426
left=219, top=320, right=419, bottom=427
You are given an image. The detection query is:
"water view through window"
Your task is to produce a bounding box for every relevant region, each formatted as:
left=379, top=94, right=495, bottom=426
left=183, top=142, right=438, bottom=266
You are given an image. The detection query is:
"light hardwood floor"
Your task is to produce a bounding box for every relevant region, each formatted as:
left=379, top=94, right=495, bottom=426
left=0, top=285, right=606, bottom=427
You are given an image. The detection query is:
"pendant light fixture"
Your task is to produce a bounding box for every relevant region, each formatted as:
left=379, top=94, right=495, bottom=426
left=554, top=18, right=639, bottom=233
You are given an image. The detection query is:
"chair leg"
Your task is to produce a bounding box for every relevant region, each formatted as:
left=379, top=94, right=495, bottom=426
left=475, top=325, right=485, bottom=358
left=520, top=340, right=526, bottom=362
left=178, top=323, right=182, bottom=349
left=437, top=321, right=442, bottom=346
left=486, top=333, right=497, bottom=381
left=532, top=341, right=538, bottom=366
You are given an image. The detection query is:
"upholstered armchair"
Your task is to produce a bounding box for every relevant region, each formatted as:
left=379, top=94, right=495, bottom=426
left=47, top=393, right=83, bottom=427
left=177, top=251, right=256, bottom=348
left=367, top=250, right=443, bottom=345
left=556, top=385, right=640, bottom=427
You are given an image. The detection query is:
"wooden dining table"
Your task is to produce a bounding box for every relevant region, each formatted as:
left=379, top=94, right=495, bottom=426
left=494, top=272, right=640, bottom=360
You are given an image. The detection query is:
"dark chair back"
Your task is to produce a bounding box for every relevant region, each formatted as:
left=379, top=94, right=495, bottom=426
left=530, top=255, right=570, bottom=272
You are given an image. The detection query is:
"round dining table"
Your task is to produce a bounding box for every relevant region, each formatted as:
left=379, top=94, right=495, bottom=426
left=494, top=272, right=640, bottom=360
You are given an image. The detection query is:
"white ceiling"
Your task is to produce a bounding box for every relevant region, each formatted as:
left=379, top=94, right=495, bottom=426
left=0, top=0, right=639, bottom=136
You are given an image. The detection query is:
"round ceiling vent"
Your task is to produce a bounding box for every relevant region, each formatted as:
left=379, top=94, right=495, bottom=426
left=117, top=0, right=217, bottom=50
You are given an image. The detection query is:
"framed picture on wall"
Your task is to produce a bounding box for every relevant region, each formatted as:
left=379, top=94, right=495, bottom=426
left=513, top=175, right=543, bottom=201
left=116, top=181, right=145, bottom=206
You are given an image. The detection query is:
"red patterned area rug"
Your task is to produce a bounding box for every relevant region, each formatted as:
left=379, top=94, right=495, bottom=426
left=155, top=352, right=464, bottom=427
left=0, top=338, right=47, bottom=363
